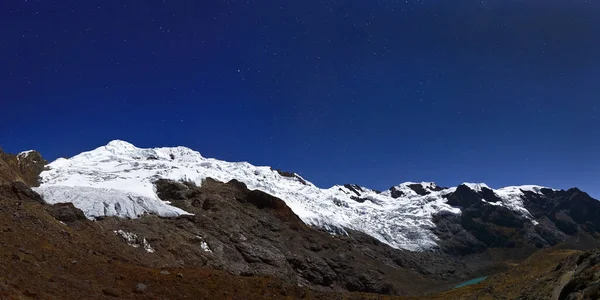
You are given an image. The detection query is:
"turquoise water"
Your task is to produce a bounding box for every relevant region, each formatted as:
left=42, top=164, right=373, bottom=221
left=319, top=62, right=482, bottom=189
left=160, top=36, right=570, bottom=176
left=454, top=276, right=488, bottom=289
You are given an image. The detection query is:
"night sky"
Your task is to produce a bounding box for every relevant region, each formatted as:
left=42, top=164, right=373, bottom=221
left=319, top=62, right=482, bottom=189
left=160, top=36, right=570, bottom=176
left=1, top=1, right=599, bottom=197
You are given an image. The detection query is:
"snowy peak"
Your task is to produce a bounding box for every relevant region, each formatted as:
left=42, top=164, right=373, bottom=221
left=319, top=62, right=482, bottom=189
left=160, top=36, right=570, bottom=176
left=106, top=139, right=137, bottom=150
left=497, top=185, right=547, bottom=195
left=96, top=139, right=144, bottom=158
left=461, top=182, right=491, bottom=192
left=387, top=181, right=445, bottom=198
left=34, top=140, right=559, bottom=251
left=459, top=183, right=548, bottom=200
left=72, top=140, right=204, bottom=163
left=339, top=184, right=368, bottom=196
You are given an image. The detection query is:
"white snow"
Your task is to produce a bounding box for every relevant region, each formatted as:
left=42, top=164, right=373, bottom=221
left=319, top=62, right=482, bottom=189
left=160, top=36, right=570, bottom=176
left=462, top=182, right=490, bottom=192
left=17, top=150, right=35, bottom=160
left=495, top=185, right=544, bottom=225
left=38, top=185, right=189, bottom=219
left=35, top=140, right=547, bottom=251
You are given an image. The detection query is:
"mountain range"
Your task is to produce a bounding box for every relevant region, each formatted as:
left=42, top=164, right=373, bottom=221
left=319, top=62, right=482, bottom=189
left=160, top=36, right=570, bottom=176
left=1, top=140, right=600, bottom=299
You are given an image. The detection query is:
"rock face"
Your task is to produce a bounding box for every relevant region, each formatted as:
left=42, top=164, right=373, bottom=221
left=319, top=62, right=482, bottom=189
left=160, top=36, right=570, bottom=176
left=0, top=182, right=45, bottom=204
left=17, top=151, right=47, bottom=187
left=47, top=202, right=87, bottom=222
left=432, top=185, right=600, bottom=258
left=0, top=148, right=47, bottom=186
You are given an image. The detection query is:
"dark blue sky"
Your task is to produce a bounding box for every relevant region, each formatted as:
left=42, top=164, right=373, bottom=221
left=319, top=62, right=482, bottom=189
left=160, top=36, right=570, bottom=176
left=1, top=1, right=599, bottom=197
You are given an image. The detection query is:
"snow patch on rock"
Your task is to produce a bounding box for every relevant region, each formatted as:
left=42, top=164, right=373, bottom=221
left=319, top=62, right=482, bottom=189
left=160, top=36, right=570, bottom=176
left=495, top=186, right=544, bottom=225
left=114, top=230, right=155, bottom=253
left=196, top=236, right=212, bottom=253
left=17, top=150, right=35, bottom=160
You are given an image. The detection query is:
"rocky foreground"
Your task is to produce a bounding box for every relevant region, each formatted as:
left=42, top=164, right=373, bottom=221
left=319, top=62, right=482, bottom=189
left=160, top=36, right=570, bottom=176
left=1, top=145, right=600, bottom=299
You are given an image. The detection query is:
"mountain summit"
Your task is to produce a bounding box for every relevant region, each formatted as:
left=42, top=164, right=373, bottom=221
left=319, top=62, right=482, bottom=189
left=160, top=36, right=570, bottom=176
left=34, top=140, right=582, bottom=252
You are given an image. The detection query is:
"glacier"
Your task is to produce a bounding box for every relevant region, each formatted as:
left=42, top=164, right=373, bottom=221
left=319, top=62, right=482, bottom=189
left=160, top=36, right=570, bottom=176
left=35, top=140, right=545, bottom=251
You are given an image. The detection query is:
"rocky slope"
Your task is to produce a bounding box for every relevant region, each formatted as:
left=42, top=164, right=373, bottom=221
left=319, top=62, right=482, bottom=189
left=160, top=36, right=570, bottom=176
left=0, top=181, right=315, bottom=300
left=101, top=178, right=467, bottom=295
left=558, top=248, right=600, bottom=300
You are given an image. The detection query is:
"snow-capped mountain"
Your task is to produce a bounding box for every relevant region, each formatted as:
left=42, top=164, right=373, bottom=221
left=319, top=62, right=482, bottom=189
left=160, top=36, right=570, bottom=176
left=35, top=140, right=547, bottom=251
